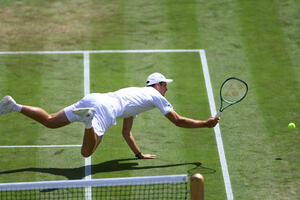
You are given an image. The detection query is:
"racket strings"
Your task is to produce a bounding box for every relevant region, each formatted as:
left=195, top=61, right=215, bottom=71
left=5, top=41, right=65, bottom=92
left=221, top=80, right=247, bottom=103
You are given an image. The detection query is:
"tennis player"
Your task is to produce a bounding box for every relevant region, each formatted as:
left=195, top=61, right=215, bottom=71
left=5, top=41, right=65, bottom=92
left=0, top=72, right=219, bottom=159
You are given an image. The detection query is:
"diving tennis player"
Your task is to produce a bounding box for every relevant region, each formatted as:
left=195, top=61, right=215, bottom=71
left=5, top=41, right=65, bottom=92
left=0, top=73, right=219, bottom=159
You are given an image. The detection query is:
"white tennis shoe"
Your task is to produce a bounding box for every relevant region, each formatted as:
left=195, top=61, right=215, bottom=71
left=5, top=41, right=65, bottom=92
left=0, top=96, right=17, bottom=115
left=72, top=107, right=96, bottom=122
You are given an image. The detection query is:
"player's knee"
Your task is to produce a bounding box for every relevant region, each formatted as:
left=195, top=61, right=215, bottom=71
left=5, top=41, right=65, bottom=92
left=81, top=149, right=92, bottom=158
left=44, top=115, right=62, bottom=129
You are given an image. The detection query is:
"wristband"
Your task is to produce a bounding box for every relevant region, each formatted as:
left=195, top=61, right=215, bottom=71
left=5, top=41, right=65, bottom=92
left=135, top=152, right=142, bottom=159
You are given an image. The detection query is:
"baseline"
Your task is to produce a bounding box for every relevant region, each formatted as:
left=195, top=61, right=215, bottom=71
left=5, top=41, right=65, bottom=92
left=0, top=49, right=200, bottom=55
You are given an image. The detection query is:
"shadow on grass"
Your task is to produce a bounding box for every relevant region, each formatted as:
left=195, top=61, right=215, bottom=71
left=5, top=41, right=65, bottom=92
left=0, top=158, right=216, bottom=180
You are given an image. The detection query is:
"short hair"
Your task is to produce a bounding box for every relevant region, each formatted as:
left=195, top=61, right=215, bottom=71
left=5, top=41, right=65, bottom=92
left=147, top=82, right=164, bottom=87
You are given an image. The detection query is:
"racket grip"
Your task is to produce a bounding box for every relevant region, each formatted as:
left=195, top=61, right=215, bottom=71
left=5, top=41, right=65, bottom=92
left=215, top=111, right=221, bottom=118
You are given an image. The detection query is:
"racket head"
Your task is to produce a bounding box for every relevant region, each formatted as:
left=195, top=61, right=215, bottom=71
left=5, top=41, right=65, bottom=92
left=220, top=77, right=248, bottom=106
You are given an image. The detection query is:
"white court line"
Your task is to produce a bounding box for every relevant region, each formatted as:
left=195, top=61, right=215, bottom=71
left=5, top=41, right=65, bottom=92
left=0, top=49, right=200, bottom=55
left=0, top=145, right=81, bottom=148
left=83, top=51, right=92, bottom=200
left=84, top=52, right=91, bottom=99
left=199, top=50, right=233, bottom=200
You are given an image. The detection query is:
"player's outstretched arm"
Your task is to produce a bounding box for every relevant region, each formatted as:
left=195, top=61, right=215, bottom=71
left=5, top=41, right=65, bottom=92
left=165, top=110, right=219, bottom=128
left=122, top=117, right=156, bottom=159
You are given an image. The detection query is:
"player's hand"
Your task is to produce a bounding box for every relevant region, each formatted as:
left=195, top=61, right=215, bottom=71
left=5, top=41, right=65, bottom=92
left=206, top=117, right=220, bottom=128
left=138, top=153, right=157, bottom=159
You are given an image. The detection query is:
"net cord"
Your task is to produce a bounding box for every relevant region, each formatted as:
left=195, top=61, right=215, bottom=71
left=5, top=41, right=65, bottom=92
left=0, top=174, right=187, bottom=191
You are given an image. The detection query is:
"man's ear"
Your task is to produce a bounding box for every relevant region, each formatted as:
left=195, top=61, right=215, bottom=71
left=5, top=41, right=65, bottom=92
left=153, top=83, right=160, bottom=89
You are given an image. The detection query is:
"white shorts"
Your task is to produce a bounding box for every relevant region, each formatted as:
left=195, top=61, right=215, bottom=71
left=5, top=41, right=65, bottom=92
left=64, top=94, right=115, bottom=136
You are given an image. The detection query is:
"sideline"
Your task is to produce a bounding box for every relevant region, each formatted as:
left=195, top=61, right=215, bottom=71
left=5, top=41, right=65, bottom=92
left=199, top=50, right=233, bottom=200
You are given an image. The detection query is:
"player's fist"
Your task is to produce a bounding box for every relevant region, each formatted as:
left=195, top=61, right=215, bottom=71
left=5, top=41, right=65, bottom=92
left=206, top=117, right=220, bottom=128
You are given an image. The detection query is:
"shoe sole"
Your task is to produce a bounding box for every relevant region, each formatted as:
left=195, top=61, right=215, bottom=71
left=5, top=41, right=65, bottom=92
left=72, top=107, right=96, bottom=120
left=72, top=107, right=96, bottom=114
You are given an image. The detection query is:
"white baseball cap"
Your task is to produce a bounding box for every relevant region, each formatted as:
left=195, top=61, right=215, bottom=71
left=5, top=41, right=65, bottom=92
left=146, top=72, right=173, bottom=86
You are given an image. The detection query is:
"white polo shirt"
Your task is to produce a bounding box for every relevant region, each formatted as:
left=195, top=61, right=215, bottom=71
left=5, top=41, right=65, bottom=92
left=65, top=87, right=173, bottom=136
left=106, top=86, right=173, bottom=119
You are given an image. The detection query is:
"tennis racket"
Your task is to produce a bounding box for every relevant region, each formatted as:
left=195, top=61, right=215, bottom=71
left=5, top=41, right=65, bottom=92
left=215, top=77, right=248, bottom=118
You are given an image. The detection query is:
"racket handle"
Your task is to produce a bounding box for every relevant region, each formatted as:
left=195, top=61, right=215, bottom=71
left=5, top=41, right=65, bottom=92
left=215, top=111, right=221, bottom=118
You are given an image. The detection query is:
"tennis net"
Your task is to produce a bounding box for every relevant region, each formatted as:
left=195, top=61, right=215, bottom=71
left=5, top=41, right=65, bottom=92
left=0, top=174, right=188, bottom=200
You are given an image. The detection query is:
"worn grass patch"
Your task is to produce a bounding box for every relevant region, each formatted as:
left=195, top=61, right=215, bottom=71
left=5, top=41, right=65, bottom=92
left=0, top=0, right=120, bottom=50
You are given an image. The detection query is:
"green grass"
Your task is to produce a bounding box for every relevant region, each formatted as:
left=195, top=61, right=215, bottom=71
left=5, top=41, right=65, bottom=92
left=0, top=0, right=299, bottom=199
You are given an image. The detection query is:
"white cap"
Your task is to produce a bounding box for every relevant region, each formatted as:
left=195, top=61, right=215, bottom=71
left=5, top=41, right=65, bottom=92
left=146, top=72, right=173, bottom=86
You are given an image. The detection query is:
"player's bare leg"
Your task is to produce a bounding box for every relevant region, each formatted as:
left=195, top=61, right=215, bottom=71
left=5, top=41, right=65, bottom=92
left=0, top=96, right=70, bottom=128
left=22, top=106, right=103, bottom=157
left=81, top=128, right=103, bottom=157
left=1, top=96, right=102, bottom=157
left=21, top=106, right=70, bottom=128
left=72, top=108, right=101, bottom=157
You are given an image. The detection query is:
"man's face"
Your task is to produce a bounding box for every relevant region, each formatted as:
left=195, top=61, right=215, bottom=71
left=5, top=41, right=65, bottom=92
left=156, top=82, right=168, bottom=96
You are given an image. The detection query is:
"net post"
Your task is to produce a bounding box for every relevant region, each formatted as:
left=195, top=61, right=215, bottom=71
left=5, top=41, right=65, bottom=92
left=190, top=173, right=204, bottom=200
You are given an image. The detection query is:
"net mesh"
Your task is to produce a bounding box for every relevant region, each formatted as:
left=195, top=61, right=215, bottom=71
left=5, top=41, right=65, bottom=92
left=0, top=175, right=188, bottom=200
left=221, top=78, right=247, bottom=103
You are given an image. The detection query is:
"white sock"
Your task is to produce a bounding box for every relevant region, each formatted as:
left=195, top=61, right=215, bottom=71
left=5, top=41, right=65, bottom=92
left=13, top=104, right=22, bottom=112
left=84, top=120, right=93, bottom=129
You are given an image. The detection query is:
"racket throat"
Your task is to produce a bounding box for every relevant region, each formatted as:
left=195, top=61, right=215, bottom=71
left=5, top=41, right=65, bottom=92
left=215, top=111, right=221, bottom=118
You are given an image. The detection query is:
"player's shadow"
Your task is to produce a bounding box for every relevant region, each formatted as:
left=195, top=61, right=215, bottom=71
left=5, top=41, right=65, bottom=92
left=0, top=158, right=216, bottom=180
